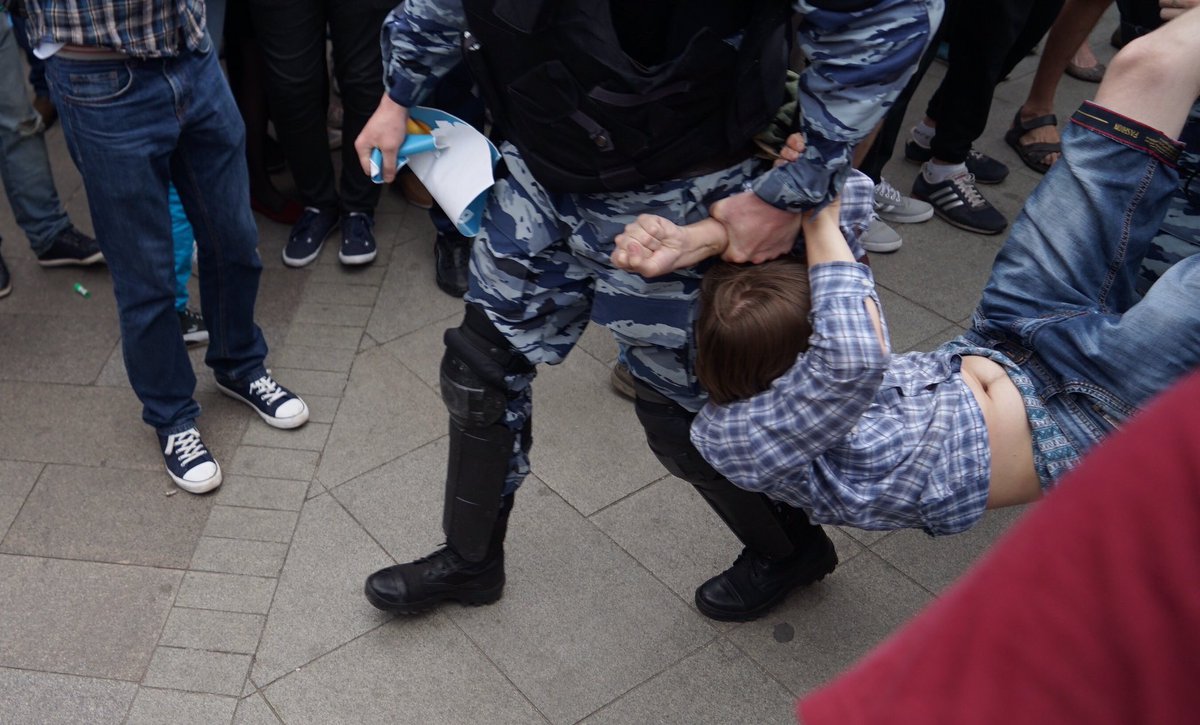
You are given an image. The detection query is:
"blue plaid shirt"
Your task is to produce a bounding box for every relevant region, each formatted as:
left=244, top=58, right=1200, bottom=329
left=690, top=264, right=993, bottom=536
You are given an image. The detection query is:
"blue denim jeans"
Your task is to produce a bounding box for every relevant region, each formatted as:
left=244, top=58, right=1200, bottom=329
left=965, top=102, right=1200, bottom=463
left=0, top=19, right=71, bottom=255
left=44, top=40, right=268, bottom=434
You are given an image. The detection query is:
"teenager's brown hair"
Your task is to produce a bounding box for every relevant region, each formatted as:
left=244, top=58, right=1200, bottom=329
left=695, top=257, right=812, bottom=405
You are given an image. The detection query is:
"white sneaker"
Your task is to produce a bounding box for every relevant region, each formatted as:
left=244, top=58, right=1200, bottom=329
left=862, top=218, right=903, bottom=254
left=874, top=177, right=934, bottom=224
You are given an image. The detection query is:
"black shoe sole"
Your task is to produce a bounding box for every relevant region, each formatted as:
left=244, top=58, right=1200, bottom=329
left=694, top=546, right=839, bottom=623
left=928, top=206, right=1007, bottom=236
left=364, top=580, right=504, bottom=614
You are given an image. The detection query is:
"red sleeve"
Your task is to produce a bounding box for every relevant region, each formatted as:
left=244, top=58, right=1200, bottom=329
left=799, top=370, right=1200, bottom=725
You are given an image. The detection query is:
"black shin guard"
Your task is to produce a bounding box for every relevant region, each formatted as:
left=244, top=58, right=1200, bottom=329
left=633, top=381, right=812, bottom=559
left=440, top=304, right=532, bottom=562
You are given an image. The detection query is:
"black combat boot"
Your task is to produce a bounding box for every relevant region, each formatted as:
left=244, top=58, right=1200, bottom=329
left=364, top=494, right=513, bottom=614
left=694, top=519, right=837, bottom=622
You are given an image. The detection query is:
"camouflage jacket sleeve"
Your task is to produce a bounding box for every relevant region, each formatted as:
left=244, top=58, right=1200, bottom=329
left=381, top=0, right=468, bottom=108
left=753, top=0, right=943, bottom=212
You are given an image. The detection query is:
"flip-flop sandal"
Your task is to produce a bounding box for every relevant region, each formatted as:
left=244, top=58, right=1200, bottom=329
left=1065, top=60, right=1106, bottom=83
left=1004, top=111, right=1061, bottom=175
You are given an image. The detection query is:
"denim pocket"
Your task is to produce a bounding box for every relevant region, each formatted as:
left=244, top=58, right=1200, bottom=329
left=58, top=63, right=134, bottom=105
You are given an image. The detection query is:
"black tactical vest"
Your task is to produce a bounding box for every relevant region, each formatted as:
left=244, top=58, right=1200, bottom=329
left=462, top=0, right=791, bottom=193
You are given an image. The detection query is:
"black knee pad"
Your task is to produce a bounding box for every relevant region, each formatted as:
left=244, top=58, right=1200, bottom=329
left=440, top=304, right=532, bottom=428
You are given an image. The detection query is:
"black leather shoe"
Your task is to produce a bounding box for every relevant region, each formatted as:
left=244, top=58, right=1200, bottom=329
left=365, top=544, right=504, bottom=614
left=434, top=231, right=472, bottom=298
left=695, top=531, right=838, bottom=622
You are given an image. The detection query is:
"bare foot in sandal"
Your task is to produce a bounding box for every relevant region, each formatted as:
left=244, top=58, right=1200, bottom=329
left=1005, top=108, right=1062, bottom=173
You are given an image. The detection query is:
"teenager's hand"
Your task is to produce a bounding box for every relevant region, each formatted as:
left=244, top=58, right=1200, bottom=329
left=612, top=215, right=727, bottom=277
left=773, top=132, right=806, bottom=167
left=709, top=192, right=802, bottom=264
left=355, top=94, right=409, bottom=183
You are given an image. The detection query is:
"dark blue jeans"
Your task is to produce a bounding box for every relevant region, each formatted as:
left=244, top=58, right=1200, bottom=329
left=44, top=40, right=268, bottom=434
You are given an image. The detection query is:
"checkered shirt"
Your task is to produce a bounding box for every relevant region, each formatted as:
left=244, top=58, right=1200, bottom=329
left=690, top=262, right=993, bottom=536
left=20, top=0, right=207, bottom=58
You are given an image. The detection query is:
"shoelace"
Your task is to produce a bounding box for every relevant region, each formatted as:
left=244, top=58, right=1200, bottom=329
left=344, top=213, right=374, bottom=241
left=249, top=375, right=288, bottom=405
left=874, top=178, right=903, bottom=209
left=294, top=207, right=323, bottom=240
left=164, top=428, right=208, bottom=466
left=951, top=172, right=987, bottom=209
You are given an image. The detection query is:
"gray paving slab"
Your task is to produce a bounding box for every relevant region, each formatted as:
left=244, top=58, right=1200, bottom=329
left=364, top=237, right=466, bottom=344
left=262, top=616, right=545, bottom=725
left=875, top=287, right=957, bottom=353
left=870, top=227, right=1000, bottom=323
left=292, top=299, right=374, bottom=328
left=0, top=495, right=23, bottom=541
left=269, top=344, right=357, bottom=373
left=580, top=640, right=796, bottom=725
left=870, top=505, right=1030, bottom=593
left=0, top=257, right=116, bottom=319
left=233, top=693, right=283, bottom=725
left=529, top=351, right=666, bottom=515
left=0, top=666, right=138, bottom=725
left=212, top=475, right=309, bottom=512
left=159, top=608, right=266, bottom=655
left=0, top=312, right=118, bottom=384
left=241, top=421, right=332, bottom=452
left=727, top=551, right=933, bottom=696
left=332, top=437, right=449, bottom=563
left=284, top=322, right=364, bottom=351
left=0, top=555, right=179, bottom=680
left=315, top=345, right=446, bottom=489
left=305, top=257, right=388, bottom=287
left=575, top=321, right=621, bottom=365
left=1, top=464, right=211, bottom=568
left=143, top=646, right=252, bottom=697
left=592, top=476, right=865, bottom=608
left=228, top=446, right=318, bottom=482
left=0, top=459, right=42, bottom=497
left=449, top=478, right=716, bottom=725
left=175, top=571, right=277, bottom=615
left=377, top=312, right=462, bottom=392
left=124, top=687, right=237, bottom=725
left=0, top=381, right=246, bottom=473
left=250, top=494, right=395, bottom=686
left=297, top=394, right=341, bottom=424
left=190, top=537, right=290, bottom=578
left=303, top=281, right=381, bottom=308
left=203, top=506, right=299, bottom=544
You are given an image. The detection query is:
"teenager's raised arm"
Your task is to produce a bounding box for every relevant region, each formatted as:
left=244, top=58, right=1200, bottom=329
left=689, top=203, right=891, bottom=503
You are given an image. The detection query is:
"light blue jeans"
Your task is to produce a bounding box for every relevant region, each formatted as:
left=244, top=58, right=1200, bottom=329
left=0, top=17, right=71, bottom=255
left=965, top=102, right=1200, bottom=463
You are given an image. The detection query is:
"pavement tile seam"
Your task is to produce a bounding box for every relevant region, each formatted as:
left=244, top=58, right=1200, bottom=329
left=248, top=617, right=395, bottom=693
left=124, top=685, right=238, bottom=722
left=319, top=434, right=447, bottom=496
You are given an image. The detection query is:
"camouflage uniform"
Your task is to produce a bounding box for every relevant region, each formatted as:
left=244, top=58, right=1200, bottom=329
left=380, top=0, right=939, bottom=493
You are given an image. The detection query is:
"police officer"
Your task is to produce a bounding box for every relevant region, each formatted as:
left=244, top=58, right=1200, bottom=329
left=354, top=0, right=942, bottom=622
